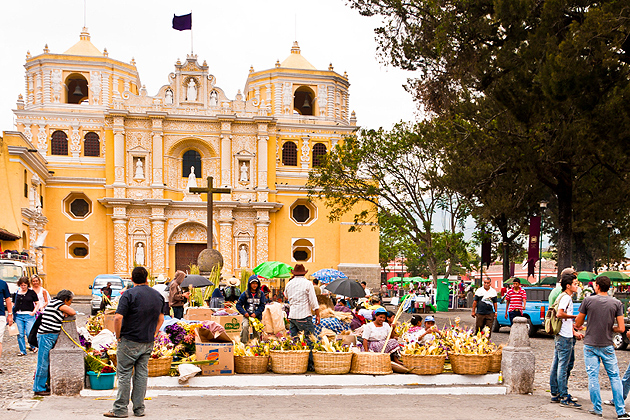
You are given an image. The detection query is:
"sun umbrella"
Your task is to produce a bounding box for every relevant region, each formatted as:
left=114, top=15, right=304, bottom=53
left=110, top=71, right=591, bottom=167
left=325, top=278, right=366, bottom=298
left=577, top=271, right=596, bottom=283
left=388, top=277, right=402, bottom=284
left=504, top=277, right=533, bottom=286
left=538, top=276, right=557, bottom=286
left=181, top=274, right=211, bottom=288
left=311, top=268, right=348, bottom=284
left=253, top=261, right=293, bottom=279
left=597, top=271, right=630, bottom=281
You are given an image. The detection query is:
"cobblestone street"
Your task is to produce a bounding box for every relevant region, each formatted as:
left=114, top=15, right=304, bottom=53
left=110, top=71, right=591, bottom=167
left=2, top=305, right=630, bottom=407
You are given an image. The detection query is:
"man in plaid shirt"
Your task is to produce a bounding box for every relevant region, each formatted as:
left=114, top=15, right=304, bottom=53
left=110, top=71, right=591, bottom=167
left=504, top=278, right=527, bottom=325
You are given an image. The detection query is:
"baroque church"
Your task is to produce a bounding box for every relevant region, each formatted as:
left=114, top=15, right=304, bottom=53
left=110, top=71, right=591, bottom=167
left=0, top=28, right=379, bottom=294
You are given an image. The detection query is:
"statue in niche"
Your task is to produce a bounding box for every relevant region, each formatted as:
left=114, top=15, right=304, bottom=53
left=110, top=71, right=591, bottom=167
left=239, top=161, right=249, bottom=182
left=135, top=242, right=145, bottom=266
left=165, top=89, right=173, bottom=105
left=134, top=158, right=144, bottom=179
left=186, top=79, right=197, bottom=101
left=209, top=90, right=218, bottom=106
left=239, top=245, right=248, bottom=268
left=186, top=166, right=198, bottom=192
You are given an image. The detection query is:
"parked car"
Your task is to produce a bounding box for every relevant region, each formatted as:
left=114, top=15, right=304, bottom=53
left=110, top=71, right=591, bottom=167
left=89, top=274, right=125, bottom=315
left=494, top=286, right=581, bottom=337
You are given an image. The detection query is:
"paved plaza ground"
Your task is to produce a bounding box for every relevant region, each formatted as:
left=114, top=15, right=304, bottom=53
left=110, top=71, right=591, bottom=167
left=1, top=303, right=630, bottom=419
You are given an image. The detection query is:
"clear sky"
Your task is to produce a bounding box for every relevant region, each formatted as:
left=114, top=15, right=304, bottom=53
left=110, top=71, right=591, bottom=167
left=0, top=0, right=418, bottom=131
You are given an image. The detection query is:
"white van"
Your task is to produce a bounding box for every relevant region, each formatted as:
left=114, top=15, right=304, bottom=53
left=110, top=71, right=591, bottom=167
left=0, top=258, right=38, bottom=293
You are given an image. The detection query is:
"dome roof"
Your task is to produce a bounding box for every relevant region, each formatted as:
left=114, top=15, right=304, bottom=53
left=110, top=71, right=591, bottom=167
left=63, top=28, right=102, bottom=57
left=280, top=41, right=316, bottom=70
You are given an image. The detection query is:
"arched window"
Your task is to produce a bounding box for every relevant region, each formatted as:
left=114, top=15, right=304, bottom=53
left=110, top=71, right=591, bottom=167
left=182, top=150, right=202, bottom=178
left=51, top=131, right=68, bottom=156
left=293, top=87, right=314, bottom=116
left=282, top=141, right=297, bottom=166
left=66, top=74, right=89, bottom=104
left=84, top=132, right=100, bottom=157
left=312, top=143, right=327, bottom=167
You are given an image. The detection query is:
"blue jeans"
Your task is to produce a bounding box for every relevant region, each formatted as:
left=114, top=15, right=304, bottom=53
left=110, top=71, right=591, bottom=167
left=289, top=317, right=315, bottom=342
left=33, top=333, right=59, bottom=392
left=15, top=313, right=36, bottom=354
left=112, top=338, right=153, bottom=416
left=549, top=335, right=575, bottom=398
left=172, top=306, right=184, bottom=319
left=583, top=344, right=626, bottom=415
left=508, top=310, right=522, bottom=326
left=622, top=363, right=630, bottom=401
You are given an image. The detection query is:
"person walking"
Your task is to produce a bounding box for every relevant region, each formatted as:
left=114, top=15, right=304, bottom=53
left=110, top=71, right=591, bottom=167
left=31, top=275, right=50, bottom=313
left=33, top=289, right=75, bottom=396
left=283, top=264, right=320, bottom=338
left=549, top=272, right=583, bottom=407
left=0, top=275, right=13, bottom=373
left=168, top=270, right=189, bottom=319
left=471, top=277, right=498, bottom=337
left=575, top=276, right=629, bottom=418
left=100, top=282, right=113, bottom=312
left=236, top=275, right=267, bottom=344
left=105, top=266, right=164, bottom=418
left=12, top=277, right=39, bottom=355
left=504, top=278, right=527, bottom=326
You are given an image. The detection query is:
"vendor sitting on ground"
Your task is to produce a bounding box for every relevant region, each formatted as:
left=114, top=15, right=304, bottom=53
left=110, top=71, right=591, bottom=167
left=417, top=315, right=439, bottom=344
left=235, top=275, right=267, bottom=344
left=361, top=307, right=400, bottom=363
left=334, top=298, right=352, bottom=313
left=313, top=307, right=351, bottom=337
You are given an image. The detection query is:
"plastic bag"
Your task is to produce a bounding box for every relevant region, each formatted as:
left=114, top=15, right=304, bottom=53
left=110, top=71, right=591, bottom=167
left=8, top=323, right=18, bottom=336
left=178, top=363, right=201, bottom=384
left=91, top=329, right=117, bottom=351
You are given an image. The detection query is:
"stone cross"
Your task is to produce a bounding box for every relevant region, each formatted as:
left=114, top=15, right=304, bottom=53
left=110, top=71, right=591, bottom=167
left=189, top=176, right=231, bottom=249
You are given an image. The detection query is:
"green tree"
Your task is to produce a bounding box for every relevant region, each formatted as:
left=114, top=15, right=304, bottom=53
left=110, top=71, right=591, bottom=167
left=349, top=0, right=630, bottom=277
left=307, top=123, right=468, bottom=282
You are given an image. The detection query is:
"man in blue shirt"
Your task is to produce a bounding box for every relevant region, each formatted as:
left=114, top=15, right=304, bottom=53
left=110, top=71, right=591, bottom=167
left=0, top=278, right=14, bottom=374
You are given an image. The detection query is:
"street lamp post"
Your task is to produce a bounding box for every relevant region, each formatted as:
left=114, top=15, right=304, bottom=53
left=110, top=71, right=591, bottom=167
left=539, top=201, right=548, bottom=283
left=607, top=222, right=613, bottom=270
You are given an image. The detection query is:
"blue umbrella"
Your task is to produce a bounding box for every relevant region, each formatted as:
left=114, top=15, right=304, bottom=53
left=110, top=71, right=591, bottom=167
left=311, top=268, right=348, bottom=284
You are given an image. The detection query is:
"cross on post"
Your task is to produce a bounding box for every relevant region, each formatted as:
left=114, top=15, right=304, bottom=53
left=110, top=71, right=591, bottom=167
left=189, top=176, right=231, bottom=249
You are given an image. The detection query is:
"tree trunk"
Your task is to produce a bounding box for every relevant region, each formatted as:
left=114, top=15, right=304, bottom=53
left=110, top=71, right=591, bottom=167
left=555, top=173, right=573, bottom=277
left=495, top=214, right=511, bottom=282
left=574, top=232, right=593, bottom=272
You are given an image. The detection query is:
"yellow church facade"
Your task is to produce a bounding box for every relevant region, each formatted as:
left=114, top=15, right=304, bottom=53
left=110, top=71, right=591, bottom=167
left=0, top=29, right=379, bottom=294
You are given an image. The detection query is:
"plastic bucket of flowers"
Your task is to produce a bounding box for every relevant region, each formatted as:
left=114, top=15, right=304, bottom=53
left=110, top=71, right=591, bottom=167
left=85, top=352, right=116, bottom=390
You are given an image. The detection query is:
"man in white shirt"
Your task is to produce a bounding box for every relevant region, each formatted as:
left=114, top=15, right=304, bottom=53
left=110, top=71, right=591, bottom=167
left=283, top=264, right=320, bottom=338
left=550, top=272, right=583, bottom=407
left=471, top=278, right=498, bottom=337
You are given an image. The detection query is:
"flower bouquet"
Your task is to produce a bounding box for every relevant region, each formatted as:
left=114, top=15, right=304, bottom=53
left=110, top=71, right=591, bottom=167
left=148, top=332, right=175, bottom=376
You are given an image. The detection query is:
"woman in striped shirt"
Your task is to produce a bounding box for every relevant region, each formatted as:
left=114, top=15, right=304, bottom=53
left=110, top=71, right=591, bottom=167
left=33, top=289, right=76, bottom=396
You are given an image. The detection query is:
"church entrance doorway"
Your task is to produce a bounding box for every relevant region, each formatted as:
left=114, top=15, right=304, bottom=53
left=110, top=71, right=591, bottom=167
left=175, top=243, right=206, bottom=273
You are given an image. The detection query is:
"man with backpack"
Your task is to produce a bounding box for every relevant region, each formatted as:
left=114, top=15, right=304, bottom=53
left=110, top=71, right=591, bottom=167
left=549, top=272, right=583, bottom=407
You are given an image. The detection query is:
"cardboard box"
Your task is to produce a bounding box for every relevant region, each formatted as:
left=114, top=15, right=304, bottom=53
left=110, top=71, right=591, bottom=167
left=184, top=307, right=215, bottom=321
left=195, top=329, right=234, bottom=376
left=210, top=314, right=243, bottom=336
left=103, top=314, right=117, bottom=334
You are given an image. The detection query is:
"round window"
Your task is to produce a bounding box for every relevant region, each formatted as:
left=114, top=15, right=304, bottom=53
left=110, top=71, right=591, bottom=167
left=292, top=205, right=310, bottom=223
left=70, top=199, right=89, bottom=218
left=72, top=246, right=88, bottom=257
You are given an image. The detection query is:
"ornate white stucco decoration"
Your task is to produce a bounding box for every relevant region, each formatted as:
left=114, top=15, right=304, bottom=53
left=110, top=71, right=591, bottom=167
left=300, top=137, right=310, bottom=168
left=51, top=69, right=62, bottom=103
left=282, top=82, right=292, bottom=114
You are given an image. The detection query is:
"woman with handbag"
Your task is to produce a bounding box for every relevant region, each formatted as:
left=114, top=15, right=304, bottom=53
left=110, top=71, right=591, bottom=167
left=12, top=277, right=39, bottom=356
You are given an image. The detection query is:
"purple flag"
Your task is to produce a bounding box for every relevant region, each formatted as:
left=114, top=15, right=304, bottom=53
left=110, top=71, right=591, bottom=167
left=173, top=13, right=192, bottom=31
left=527, top=216, right=541, bottom=277
left=481, top=238, right=491, bottom=269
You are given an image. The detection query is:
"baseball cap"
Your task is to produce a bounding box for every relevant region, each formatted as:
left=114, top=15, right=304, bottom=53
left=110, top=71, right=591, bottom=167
left=374, top=307, right=387, bottom=316
left=425, top=315, right=435, bottom=322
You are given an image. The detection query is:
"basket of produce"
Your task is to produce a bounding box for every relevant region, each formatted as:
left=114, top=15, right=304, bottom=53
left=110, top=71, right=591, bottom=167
left=350, top=352, right=392, bottom=375
left=401, top=342, right=447, bottom=375
left=233, top=340, right=271, bottom=374
left=268, top=333, right=311, bottom=374
left=487, top=344, right=504, bottom=373
left=312, top=336, right=353, bottom=375
left=270, top=350, right=310, bottom=374
left=448, top=353, right=491, bottom=375
left=148, top=356, right=173, bottom=377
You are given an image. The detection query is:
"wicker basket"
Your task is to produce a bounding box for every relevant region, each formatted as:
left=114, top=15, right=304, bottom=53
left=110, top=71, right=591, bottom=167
left=147, top=356, right=173, bottom=377
left=313, top=351, right=353, bottom=375
left=234, top=355, right=270, bottom=374
left=270, top=350, right=310, bottom=374
left=488, top=348, right=503, bottom=373
left=449, top=353, right=490, bottom=375
left=350, top=352, right=392, bottom=375
left=401, top=354, right=447, bottom=375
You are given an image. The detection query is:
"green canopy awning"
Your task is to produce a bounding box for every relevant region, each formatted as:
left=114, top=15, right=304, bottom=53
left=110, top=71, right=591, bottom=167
left=577, top=271, right=596, bottom=283
left=388, top=277, right=402, bottom=284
